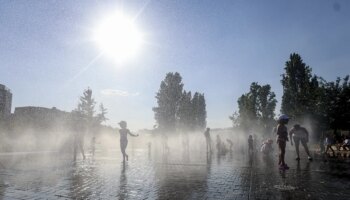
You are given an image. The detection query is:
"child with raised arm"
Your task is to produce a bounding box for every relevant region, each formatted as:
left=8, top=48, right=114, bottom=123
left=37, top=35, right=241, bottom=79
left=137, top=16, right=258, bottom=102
left=118, top=121, right=138, bottom=162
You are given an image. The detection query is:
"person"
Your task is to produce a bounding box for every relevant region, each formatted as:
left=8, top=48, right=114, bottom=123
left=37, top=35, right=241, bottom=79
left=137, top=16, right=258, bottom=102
left=204, top=128, right=212, bottom=153
left=216, top=135, right=224, bottom=154
left=324, top=134, right=336, bottom=156
left=248, top=135, right=254, bottom=154
left=253, top=134, right=258, bottom=152
left=276, top=114, right=290, bottom=170
left=118, top=121, right=138, bottom=162
left=226, top=139, right=233, bottom=152
left=260, top=139, right=274, bottom=156
left=342, top=136, right=350, bottom=151
left=289, top=124, right=312, bottom=161
left=72, top=111, right=86, bottom=161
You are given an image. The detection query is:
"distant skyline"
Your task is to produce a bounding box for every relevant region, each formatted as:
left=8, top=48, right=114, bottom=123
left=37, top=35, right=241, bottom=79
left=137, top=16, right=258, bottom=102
left=1, top=0, right=349, bottom=130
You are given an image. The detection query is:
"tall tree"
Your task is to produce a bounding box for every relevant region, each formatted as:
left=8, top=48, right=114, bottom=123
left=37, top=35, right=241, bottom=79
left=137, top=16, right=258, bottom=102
left=318, top=75, right=350, bottom=133
left=281, top=53, right=318, bottom=120
left=257, top=84, right=277, bottom=131
left=177, top=90, right=194, bottom=131
left=153, top=72, right=184, bottom=132
left=196, top=93, right=207, bottom=130
left=234, top=82, right=276, bottom=134
left=96, top=103, right=108, bottom=124
left=77, top=88, right=96, bottom=123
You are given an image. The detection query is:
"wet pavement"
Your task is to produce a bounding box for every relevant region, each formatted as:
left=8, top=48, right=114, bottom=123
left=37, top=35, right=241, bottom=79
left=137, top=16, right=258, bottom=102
left=0, top=148, right=349, bottom=200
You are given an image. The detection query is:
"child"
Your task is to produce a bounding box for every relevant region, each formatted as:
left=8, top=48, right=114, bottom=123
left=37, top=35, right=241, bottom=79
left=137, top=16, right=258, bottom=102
left=118, top=121, right=139, bottom=162
left=324, top=134, right=335, bottom=156
left=276, top=114, right=290, bottom=170
left=248, top=135, right=254, bottom=154
left=261, top=139, right=274, bottom=155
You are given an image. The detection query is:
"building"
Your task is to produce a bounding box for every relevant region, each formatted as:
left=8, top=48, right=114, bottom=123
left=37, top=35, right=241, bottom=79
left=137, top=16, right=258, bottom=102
left=0, top=84, right=12, bottom=119
left=12, top=106, right=71, bottom=131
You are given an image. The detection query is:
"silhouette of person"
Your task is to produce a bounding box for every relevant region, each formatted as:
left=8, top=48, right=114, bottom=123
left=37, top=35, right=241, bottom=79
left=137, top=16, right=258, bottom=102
left=226, top=139, right=233, bottom=152
left=248, top=135, right=253, bottom=154
left=216, top=135, right=222, bottom=154
left=289, top=124, right=312, bottom=161
left=260, top=139, right=274, bottom=156
left=204, top=128, right=212, bottom=153
left=324, top=133, right=336, bottom=156
left=118, top=121, right=138, bottom=162
left=72, top=111, right=86, bottom=161
left=276, top=114, right=290, bottom=170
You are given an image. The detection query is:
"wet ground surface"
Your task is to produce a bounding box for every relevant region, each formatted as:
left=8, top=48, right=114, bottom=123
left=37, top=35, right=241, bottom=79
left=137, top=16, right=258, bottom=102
left=0, top=149, right=350, bottom=200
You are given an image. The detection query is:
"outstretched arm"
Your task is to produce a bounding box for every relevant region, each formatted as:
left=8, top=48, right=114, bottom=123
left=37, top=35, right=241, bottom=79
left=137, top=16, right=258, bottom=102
left=128, top=130, right=139, bottom=137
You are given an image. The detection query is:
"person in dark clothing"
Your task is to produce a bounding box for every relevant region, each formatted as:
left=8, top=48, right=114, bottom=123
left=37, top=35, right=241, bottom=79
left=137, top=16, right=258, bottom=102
left=248, top=135, right=254, bottom=153
left=119, top=121, right=138, bottom=162
left=276, top=114, right=290, bottom=170
left=289, top=124, right=312, bottom=161
left=204, top=128, right=212, bottom=153
left=72, top=111, right=86, bottom=161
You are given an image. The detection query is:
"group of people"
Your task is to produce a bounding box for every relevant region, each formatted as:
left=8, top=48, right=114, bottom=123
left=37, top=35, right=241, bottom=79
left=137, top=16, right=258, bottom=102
left=74, top=115, right=316, bottom=170
left=323, top=133, right=350, bottom=156
left=204, top=128, right=234, bottom=155
left=274, top=114, right=312, bottom=170
left=245, top=115, right=313, bottom=170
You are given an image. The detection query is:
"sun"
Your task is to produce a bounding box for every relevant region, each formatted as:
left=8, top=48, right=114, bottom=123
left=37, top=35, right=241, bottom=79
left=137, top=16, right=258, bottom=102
left=93, top=12, right=143, bottom=63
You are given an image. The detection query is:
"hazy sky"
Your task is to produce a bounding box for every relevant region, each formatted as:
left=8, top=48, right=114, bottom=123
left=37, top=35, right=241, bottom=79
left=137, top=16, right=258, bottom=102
left=1, top=0, right=349, bottom=130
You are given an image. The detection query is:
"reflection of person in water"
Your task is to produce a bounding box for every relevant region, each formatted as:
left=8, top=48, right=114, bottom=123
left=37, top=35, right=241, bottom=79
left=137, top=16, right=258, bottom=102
left=118, top=162, right=128, bottom=200
left=119, top=121, right=138, bottom=162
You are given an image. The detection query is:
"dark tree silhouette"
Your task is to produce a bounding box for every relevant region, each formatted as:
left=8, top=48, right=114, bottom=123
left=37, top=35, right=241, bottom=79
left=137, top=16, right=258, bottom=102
left=281, top=53, right=318, bottom=120
left=153, top=72, right=184, bottom=132
left=234, top=82, right=276, bottom=134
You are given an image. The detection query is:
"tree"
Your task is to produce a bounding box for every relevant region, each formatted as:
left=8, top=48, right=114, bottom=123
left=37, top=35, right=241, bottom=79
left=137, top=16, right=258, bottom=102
left=153, top=72, right=184, bottom=132
left=229, top=112, right=240, bottom=128
left=257, top=84, right=277, bottom=132
left=317, top=75, right=350, bottom=133
left=196, top=93, right=207, bottom=130
left=96, top=103, right=108, bottom=125
left=74, top=88, right=109, bottom=134
left=234, top=82, right=276, bottom=134
left=77, top=88, right=96, bottom=124
left=177, top=90, right=194, bottom=131
left=281, top=53, right=318, bottom=120
left=237, top=83, right=260, bottom=131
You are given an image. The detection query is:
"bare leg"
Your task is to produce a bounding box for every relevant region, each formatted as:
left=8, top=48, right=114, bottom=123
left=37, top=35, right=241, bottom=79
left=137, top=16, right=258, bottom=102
left=301, top=140, right=311, bottom=157
left=79, top=143, right=85, bottom=160
left=294, top=138, right=300, bottom=159
left=278, top=142, right=286, bottom=165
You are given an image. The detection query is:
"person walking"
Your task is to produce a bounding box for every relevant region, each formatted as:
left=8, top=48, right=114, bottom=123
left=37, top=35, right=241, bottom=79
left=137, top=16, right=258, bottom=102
left=118, top=121, right=138, bottom=162
left=289, top=124, right=312, bottom=161
left=276, top=114, right=290, bottom=170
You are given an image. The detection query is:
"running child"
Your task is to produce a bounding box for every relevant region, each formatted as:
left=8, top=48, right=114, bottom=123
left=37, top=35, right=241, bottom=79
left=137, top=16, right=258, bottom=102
left=118, top=121, right=139, bottom=162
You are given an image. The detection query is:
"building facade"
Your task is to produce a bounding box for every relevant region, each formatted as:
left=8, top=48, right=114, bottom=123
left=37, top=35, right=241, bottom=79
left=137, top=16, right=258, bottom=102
left=0, top=84, right=12, bottom=119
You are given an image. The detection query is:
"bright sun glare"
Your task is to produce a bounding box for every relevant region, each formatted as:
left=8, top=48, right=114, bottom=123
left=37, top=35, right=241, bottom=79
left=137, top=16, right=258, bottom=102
left=93, top=12, right=142, bottom=63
